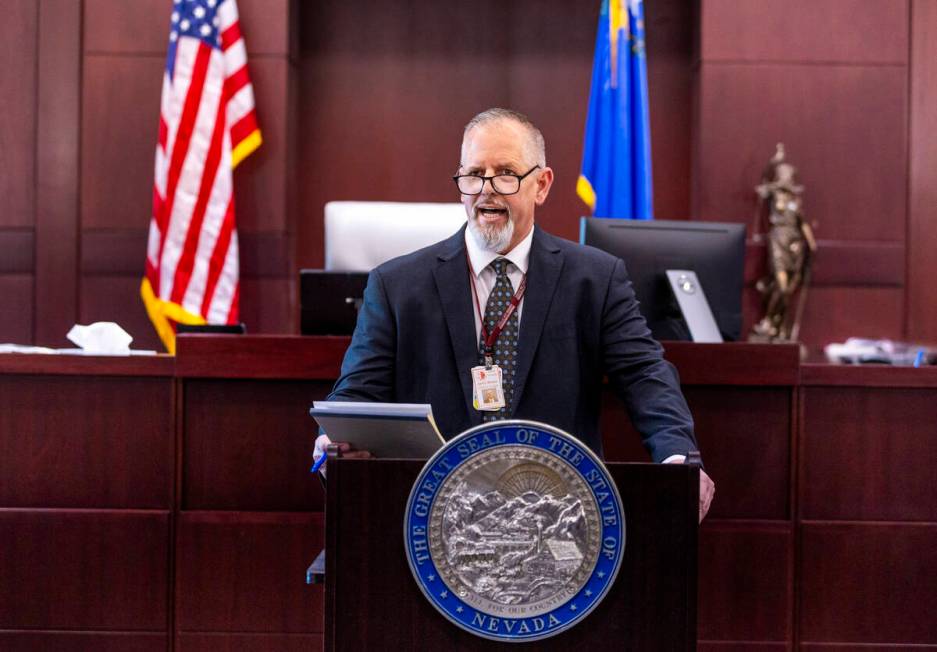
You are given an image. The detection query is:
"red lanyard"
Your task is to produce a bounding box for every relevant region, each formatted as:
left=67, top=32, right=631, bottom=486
left=466, top=251, right=527, bottom=364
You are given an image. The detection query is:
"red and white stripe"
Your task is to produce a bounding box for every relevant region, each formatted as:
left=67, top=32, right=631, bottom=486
left=145, top=0, right=259, bottom=334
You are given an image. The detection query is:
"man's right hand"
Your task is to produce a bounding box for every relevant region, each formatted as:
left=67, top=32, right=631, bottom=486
left=313, top=434, right=373, bottom=475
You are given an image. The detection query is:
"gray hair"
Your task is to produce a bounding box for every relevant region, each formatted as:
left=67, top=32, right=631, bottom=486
left=462, top=108, right=547, bottom=168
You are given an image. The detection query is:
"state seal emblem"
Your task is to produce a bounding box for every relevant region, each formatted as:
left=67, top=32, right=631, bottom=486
left=404, top=420, right=625, bottom=642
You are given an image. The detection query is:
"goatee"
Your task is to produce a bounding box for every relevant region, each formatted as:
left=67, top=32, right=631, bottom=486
left=468, top=213, right=514, bottom=253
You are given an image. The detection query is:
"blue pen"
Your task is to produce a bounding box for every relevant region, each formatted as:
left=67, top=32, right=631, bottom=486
left=310, top=449, right=328, bottom=474
left=914, top=349, right=925, bottom=368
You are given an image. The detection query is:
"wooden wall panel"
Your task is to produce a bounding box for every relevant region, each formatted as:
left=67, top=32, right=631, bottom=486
left=0, top=510, right=169, bottom=629
left=84, top=0, right=168, bottom=54
left=700, top=0, right=908, bottom=63
left=0, top=632, right=166, bottom=652
left=801, top=386, right=937, bottom=521
left=35, top=0, right=82, bottom=346
left=908, top=0, right=937, bottom=341
left=0, top=276, right=33, bottom=344
left=602, top=386, right=792, bottom=520
left=803, top=240, right=905, bottom=287
left=0, top=231, right=33, bottom=274
left=177, top=633, right=322, bottom=652
left=183, top=379, right=329, bottom=510
left=795, top=287, right=905, bottom=345
left=80, top=55, right=163, bottom=230
left=698, top=522, right=792, bottom=643
left=175, top=512, right=324, bottom=633
left=645, top=0, right=694, bottom=221
left=232, top=58, right=289, bottom=233
left=695, top=64, right=907, bottom=242
left=699, top=644, right=788, bottom=651
left=0, top=375, right=173, bottom=508
left=83, top=0, right=289, bottom=55
left=799, top=522, right=937, bottom=645
left=0, top=0, right=37, bottom=228
left=685, top=387, right=791, bottom=520
left=802, top=646, right=937, bottom=651
left=239, top=277, right=294, bottom=335
left=175, top=335, right=346, bottom=379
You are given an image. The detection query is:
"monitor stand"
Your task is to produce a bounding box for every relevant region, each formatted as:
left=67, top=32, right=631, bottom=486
left=665, top=270, right=723, bottom=343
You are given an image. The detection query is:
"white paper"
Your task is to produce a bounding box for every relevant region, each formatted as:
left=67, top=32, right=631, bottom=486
left=66, top=322, right=134, bottom=355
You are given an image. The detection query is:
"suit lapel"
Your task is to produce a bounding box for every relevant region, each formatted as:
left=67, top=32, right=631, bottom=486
left=432, top=226, right=482, bottom=424
left=512, top=227, right=563, bottom=413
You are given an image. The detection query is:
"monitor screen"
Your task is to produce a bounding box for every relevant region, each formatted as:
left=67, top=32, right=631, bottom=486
left=300, top=270, right=369, bottom=335
left=580, top=218, right=746, bottom=341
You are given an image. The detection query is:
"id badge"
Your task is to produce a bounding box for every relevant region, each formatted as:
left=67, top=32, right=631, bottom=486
left=471, top=365, right=505, bottom=411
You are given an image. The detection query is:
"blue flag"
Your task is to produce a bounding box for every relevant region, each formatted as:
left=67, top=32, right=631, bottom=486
left=578, top=0, right=654, bottom=220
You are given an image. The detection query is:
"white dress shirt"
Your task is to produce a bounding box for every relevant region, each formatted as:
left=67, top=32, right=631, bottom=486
left=464, top=226, right=534, bottom=340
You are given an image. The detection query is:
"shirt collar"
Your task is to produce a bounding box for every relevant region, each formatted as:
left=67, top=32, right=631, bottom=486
left=465, top=224, right=534, bottom=277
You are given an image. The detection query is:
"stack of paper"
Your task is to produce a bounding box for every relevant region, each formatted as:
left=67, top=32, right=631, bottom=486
left=310, top=402, right=446, bottom=459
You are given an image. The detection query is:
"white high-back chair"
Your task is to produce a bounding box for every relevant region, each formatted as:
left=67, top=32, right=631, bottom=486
left=324, top=201, right=467, bottom=271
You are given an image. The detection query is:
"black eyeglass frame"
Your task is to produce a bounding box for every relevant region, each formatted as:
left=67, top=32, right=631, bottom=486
left=452, top=165, right=541, bottom=196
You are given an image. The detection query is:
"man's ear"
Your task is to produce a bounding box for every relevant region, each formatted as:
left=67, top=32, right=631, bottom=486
left=535, top=167, right=555, bottom=205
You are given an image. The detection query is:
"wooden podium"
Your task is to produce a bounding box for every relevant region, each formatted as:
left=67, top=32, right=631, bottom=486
left=324, top=457, right=699, bottom=650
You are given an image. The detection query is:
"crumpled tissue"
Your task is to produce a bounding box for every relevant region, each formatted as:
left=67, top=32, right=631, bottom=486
left=66, top=322, right=134, bottom=355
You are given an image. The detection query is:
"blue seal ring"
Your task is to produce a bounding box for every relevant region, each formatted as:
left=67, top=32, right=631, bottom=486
left=403, top=420, right=625, bottom=642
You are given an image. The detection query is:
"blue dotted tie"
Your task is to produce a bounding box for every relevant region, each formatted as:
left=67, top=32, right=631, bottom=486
left=480, top=258, right=519, bottom=422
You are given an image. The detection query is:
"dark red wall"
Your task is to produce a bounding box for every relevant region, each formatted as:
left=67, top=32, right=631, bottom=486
left=1, top=0, right=934, bottom=351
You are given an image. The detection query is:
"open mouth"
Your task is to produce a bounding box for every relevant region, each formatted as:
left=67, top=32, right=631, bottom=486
left=477, top=206, right=508, bottom=220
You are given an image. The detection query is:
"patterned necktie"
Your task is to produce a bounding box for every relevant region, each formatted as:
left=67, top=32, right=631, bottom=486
left=479, top=258, right=519, bottom=422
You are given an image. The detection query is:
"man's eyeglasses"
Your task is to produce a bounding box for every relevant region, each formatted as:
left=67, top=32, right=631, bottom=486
left=453, top=165, right=540, bottom=196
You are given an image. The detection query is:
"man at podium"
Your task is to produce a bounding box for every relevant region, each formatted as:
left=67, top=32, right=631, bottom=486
left=317, top=108, right=714, bottom=521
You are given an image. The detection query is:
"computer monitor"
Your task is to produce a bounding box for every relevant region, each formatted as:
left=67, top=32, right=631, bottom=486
left=580, top=218, right=746, bottom=341
left=299, top=270, right=369, bottom=335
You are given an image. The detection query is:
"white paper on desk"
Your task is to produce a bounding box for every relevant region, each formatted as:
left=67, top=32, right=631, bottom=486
left=0, top=344, right=58, bottom=354
left=66, top=322, right=133, bottom=355
left=310, top=401, right=446, bottom=459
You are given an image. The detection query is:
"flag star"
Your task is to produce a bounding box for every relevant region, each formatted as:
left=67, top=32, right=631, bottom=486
left=169, top=31, right=178, bottom=41
left=180, top=18, right=190, bottom=30
left=440, top=590, right=448, bottom=599
left=200, top=23, right=212, bottom=36
left=598, top=571, right=605, bottom=578
left=193, top=5, right=205, bottom=18
left=213, top=16, right=221, bottom=27
left=456, top=606, right=463, bottom=613
left=171, top=11, right=179, bottom=22
left=585, top=589, right=593, bottom=596
left=570, top=603, right=578, bottom=611
left=207, top=0, right=217, bottom=6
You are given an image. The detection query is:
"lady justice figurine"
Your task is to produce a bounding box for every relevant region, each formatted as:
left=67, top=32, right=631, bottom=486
left=750, top=143, right=817, bottom=342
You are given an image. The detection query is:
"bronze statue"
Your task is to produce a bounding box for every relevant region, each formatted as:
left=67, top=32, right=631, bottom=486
left=750, top=144, right=817, bottom=342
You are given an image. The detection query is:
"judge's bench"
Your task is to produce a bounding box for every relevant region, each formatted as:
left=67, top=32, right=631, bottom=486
left=1, top=336, right=935, bottom=650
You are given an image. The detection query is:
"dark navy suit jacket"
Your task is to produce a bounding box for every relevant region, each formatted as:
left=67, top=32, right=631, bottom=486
left=327, top=225, right=697, bottom=462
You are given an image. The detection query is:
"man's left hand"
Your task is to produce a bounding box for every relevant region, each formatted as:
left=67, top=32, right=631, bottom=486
left=699, top=469, right=715, bottom=523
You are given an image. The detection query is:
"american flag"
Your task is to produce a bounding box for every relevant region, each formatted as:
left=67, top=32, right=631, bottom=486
left=142, top=0, right=261, bottom=353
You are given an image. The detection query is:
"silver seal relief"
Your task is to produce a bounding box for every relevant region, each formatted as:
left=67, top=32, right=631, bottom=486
left=404, top=421, right=625, bottom=642
left=431, top=445, right=600, bottom=618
